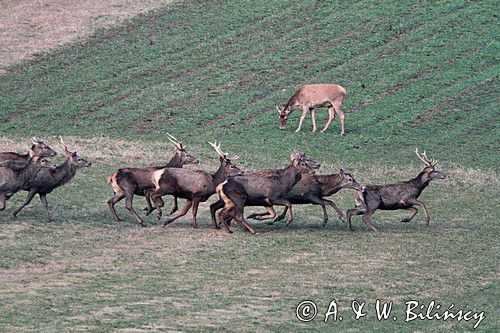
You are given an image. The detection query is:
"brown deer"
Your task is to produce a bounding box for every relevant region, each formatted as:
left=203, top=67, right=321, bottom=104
left=149, top=141, right=243, bottom=228
left=215, top=151, right=321, bottom=235
left=346, top=149, right=447, bottom=232
left=0, top=137, right=57, bottom=163
left=0, top=156, right=56, bottom=212
left=277, top=84, right=347, bottom=134
left=107, top=134, right=199, bottom=226
left=246, top=168, right=362, bottom=226
left=10, top=137, right=91, bottom=222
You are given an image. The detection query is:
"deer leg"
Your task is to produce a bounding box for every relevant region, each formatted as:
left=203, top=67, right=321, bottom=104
left=346, top=207, right=362, bottom=230
left=272, top=207, right=288, bottom=223
left=304, top=195, right=330, bottom=226
left=190, top=198, right=201, bottom=228
left=143, top=192, right=155, bottom=216
left=233, top=208, right=258, bottom=235
left=320, top=107, right=335, bottom=133
left=271, top=199, right=293, bottom=224
left=163, top=200, right=192, bottom=226
left=0, top=194, right=6, bottom=211
left=295, top=106, right=308, bottom=133
left=39, top=193, right=53, bottom=222
left=108, top=193, right=125, bottom=221
left=124, top=193, right=146, bottom=226
left=210, top=199, right=225, bottom=229
left=169, top=196, right=179, bottom=215
left=10, top=190, right=37, bottom=218
left=336, top=106, right=345, bottom=136
left=401, top=207, right=418, bottom=222
left=361, top=208, right=378, bottom=232
left=407, top=199, right=430, bottom=225
left=219, top=206, right=234, bottom=234
left=247, top=211, right=268, bottom=219
left=252, top=206, right=276, bottom=221
left=323, top=198, right=346, bottom=222
left=310, top=108, right=317, bottom=132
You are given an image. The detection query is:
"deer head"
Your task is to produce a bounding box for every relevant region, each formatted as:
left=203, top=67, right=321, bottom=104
left=167, top=133, right=199, bottom=165
left=34, top=156, right=57, bottom=170
left=415, top=148, right=446, bottom=180
left=276, top=105, right=291, bottom=130
left=59, top=137, right=92, bottom=168
left=207, top=141, right=244, bottom=177
left=290, top=150, right=321, bottom=173
left=29, top=137, right=57, bottom=158
left=339, top=167, right=363, bottom=190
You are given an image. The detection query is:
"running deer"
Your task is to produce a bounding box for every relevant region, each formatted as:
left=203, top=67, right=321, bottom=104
left=0, top=137, right=57, bottom=163
left=246, top=168, right=362, bottom=226
left=346, top=149, right=447, bottom=232
left=107, top=134, right=199, bottom=226
left=10, top=137, right=91, bottom=222
left=149, top=141, right=243, bottom=228
left=276, top=84, right=347, bottom=134
left=0, top=156, right=56, bottom=212
left=214, top=150, right=320, bottom=235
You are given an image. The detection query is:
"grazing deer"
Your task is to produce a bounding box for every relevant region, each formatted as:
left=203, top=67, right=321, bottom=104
left=214, top=150, right=321, bottom=235
left=346, top=149, right=447, bottom=232
left=0, top=156, right=56, bottom=212
left=149, top=141, right=243, bottom=228
left=246, top=168, right=362, bottom=226
left=10, top=137, right=91, bottom=222
left=0, top=137, right=57, bottom=163
left=107, top=134, right=199, bottom=226
left=277, top=84, right=347, bottom=134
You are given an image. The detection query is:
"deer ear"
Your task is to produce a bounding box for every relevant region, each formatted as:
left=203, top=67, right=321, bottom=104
left=31, top=137, right=40, bottom=144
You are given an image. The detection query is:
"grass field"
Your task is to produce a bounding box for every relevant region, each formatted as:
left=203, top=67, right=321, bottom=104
left=0, top=0, right=498, bottom=331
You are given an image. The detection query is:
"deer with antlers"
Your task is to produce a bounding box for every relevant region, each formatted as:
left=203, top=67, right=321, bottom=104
left=149, top=141, right=243, bottom=228
left=214, top=150, right=321, bottom=235
left=345, top=149, right=447, bottom=232
left=107, top=134, right=199, bottom=226
left=10, top=137, right=91, bottom=222
left=0, top=137, right=57, bottom=163
left=276, top=84, right=347, bottom=134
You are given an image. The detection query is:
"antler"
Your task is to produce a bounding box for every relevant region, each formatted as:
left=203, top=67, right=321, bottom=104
left=166, top=133, right=183, bottom=150
left=207, top=141, right=239, bottom=161
left=415, top=148, right=437, bottom=167
left=60, top=136, right=72, bottom=156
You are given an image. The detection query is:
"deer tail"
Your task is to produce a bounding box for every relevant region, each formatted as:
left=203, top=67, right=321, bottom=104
left=107, top=173, right=124, bottom=195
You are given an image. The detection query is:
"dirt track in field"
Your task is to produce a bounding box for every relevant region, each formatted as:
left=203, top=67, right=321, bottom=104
left=0, top=0, right=173, bottom=73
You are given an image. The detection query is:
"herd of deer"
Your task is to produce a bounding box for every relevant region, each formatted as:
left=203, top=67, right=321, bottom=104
left=0, top=84, right=447, bottom=234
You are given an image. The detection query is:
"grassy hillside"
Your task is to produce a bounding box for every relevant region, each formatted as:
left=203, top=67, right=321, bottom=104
left=0, top=0, right=498, bottom=331
left=0, top=0, right=497, bottom=169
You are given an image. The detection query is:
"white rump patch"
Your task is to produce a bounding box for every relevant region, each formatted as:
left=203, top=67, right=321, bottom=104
left=152, top=168, right=166, bottom=190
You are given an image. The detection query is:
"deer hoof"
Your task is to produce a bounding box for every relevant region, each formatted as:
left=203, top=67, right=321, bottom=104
left=247, top=213, right=257, bottom=219
left=9, top=213, right=17, bottom=219
left=322, top=221, right=328, bottom=227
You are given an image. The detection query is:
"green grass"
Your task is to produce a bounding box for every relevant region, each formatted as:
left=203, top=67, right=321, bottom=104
left=0, top=0, right=498, bottom=331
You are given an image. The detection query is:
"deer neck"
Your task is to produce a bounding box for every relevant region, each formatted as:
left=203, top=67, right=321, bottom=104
left=51, top=159, right=78, bottom=186
left=411, top=170, right=431, bottom=193
left=164, top=152, right=183, bottom=168
left=317, top=173, right=343, bottom=196
left=212, top=164, right=228, bottom=186
left=282, top=163, right=303, bottom=189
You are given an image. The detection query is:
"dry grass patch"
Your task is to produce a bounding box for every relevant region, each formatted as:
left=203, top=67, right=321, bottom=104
left=0, top=0, right=174, bottom=73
